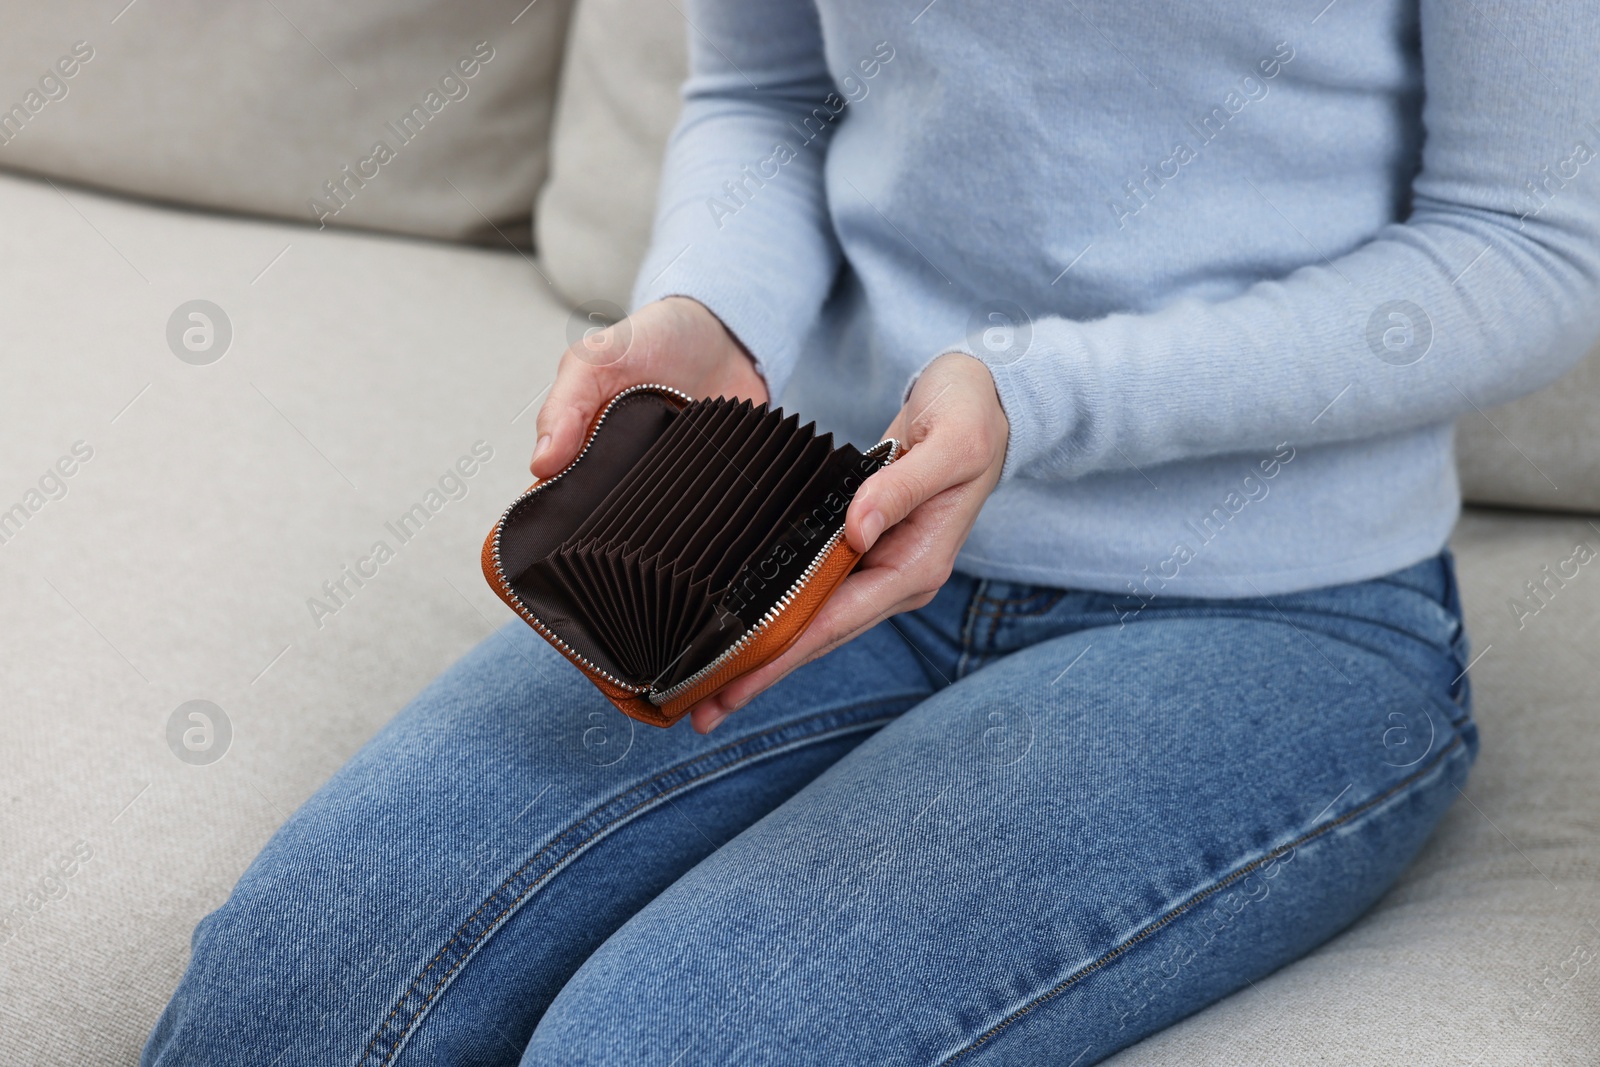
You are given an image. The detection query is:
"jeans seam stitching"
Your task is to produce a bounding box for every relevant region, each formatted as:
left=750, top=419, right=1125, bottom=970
left=939, top=730, right=1466, bottom=1065
left=968, top=591, right=1067, bottom=618
left=970, top=590, right=1057, bottom=608
left=1119, top=607, right=1469, bottom=726
left=356, top=697, right=915, bottom=1067
left=956, top=580, right=987, bottom=679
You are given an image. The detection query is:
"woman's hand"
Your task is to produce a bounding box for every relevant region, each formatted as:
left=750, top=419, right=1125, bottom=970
left=530, top=296, right=767, bottom=479
left=687, top=352, right=1010, bottom=733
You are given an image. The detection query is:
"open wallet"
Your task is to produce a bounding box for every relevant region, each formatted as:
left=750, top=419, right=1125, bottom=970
left=481, top=384, right=901, bottom=727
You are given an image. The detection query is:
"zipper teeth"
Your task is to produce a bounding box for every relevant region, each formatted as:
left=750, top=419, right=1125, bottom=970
left=489, top=383, right=692, bottom=694
left=648, top=525, right=846, bottom=705
left=649, top=435, right=901, bottom=706
left=490, top=395, right=900, bottom=702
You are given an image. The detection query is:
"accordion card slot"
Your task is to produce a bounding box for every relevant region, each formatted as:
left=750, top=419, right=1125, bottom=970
left=482, top=384, right=899, bottom=727
left=650, top=404, right=804, bottom=571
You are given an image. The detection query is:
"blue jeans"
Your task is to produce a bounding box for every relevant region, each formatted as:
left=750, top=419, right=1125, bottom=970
left=144, top=551, right=1476, bottom=1066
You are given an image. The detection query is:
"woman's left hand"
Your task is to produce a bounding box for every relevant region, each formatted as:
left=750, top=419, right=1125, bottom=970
left=687, top=352, right=1010, bottom=733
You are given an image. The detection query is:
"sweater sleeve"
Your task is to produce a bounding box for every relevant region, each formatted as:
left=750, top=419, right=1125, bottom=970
left=927, top=0, right=1600, bottom=485
left=632, top=0, right=841, bottom=401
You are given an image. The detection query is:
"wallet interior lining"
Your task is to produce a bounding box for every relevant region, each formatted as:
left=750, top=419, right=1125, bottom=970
left=500, top=390, right=887, bottom=693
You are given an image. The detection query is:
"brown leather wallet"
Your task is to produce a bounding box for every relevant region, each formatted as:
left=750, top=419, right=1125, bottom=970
left=482, top=384, right=900, bottom=727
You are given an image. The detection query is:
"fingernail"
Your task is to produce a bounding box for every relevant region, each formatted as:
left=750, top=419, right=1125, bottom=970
left=703, top=706, right=734, bottom=733
left=532, top=434, right=551, bottom=464
left=860, top=510, right=885, bottom=551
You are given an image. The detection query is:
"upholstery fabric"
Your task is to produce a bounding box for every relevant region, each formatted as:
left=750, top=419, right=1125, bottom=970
left=0, top=171, right=566, bottom=1063
left=0, top=0, right=573, bottom=244
left=1457, top=338, right=1600, bottom=514
left=535, top=0, right=686, bottom=309
left=1, top=67, right=1596, bottom=1063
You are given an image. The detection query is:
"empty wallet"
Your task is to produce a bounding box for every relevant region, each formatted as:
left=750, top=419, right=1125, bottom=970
left=482, top=384, right=901, bottom=727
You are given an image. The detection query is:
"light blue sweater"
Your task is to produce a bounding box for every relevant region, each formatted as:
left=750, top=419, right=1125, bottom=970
left=634, top=0, right=1600, bottom=597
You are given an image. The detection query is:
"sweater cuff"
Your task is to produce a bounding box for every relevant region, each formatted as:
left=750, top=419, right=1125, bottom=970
left=633, top=252, right=805, bottom=403
left=900, top=330, right=1083, bottom=487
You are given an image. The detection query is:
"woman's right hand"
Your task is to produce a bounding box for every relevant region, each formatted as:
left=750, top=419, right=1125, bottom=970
left=530, top=297, right=770, bottom=479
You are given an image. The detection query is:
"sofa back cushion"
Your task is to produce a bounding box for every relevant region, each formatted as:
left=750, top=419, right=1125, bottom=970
left=0, top=0, right=573, bottom=244
left=1456, top=339, right=1600, bottom=514
left=535, top=0, right=686, bottom=310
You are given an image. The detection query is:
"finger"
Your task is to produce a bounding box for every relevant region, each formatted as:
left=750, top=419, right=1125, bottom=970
left=688, top=598, right=874, bottom=733
left=690, top=449, right=978, bottom=734
left=688, top=560, right=918, bottom=732
left=530, top=351, right=612, bottom=478
left=845, top=428, right=975, bottom=554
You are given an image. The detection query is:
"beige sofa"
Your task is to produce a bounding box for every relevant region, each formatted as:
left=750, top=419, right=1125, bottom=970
left=2, top=1, right=1595, bottom=1063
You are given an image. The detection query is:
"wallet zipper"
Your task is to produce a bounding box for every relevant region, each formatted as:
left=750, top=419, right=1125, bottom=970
left=488, top=383, right=694, bottom=696
left=492, top=386, right=900, bottom=705
left=648, top=436, right=901, bottom=707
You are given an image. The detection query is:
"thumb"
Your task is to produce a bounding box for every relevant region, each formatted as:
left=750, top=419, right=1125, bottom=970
left=844, top=433, right=957, bottom=553
left=531, top=354, right=611, bottom=478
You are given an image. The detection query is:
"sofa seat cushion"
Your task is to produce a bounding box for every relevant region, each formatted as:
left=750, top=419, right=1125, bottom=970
left=0, top=170, right=567, bottom=1061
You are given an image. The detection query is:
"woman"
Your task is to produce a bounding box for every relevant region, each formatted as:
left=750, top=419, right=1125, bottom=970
left=146, top=1, right=1599, bottom=1064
